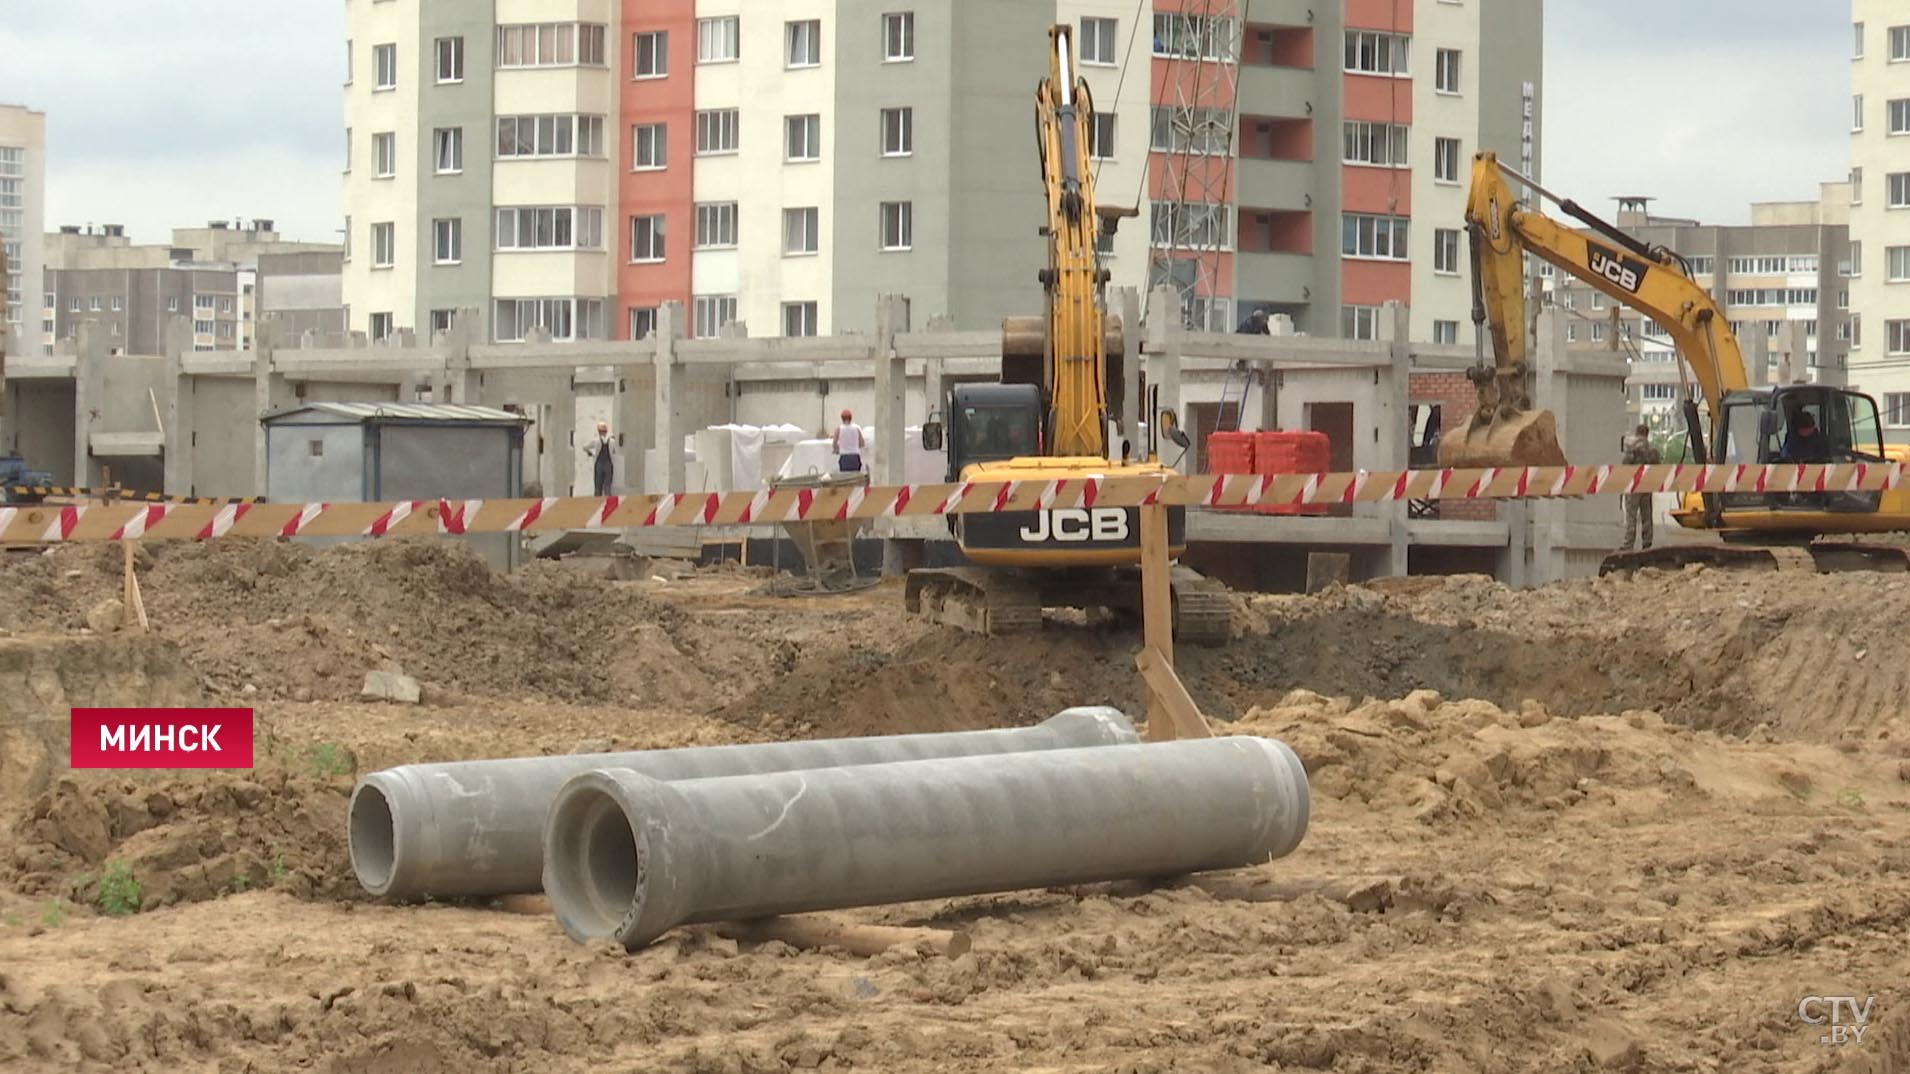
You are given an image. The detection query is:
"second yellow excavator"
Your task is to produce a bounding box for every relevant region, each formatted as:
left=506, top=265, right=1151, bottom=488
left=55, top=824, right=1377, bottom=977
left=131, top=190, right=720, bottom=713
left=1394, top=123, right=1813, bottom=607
left=1456, top=150, right=1910, bottom=574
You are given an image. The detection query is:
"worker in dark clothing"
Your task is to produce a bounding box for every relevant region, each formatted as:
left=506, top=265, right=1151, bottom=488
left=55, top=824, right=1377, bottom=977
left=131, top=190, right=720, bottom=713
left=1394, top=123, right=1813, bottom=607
left=1236, top=308, right=1271, bottom=334
left=1783, top=410, right=1834, bottom=463
left=583, top=420, right=616, bottom=495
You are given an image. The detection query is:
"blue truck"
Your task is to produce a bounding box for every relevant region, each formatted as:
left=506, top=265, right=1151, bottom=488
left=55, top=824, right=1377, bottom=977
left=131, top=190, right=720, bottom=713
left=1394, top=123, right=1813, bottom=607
left=0, top=454, right=55, bottom=503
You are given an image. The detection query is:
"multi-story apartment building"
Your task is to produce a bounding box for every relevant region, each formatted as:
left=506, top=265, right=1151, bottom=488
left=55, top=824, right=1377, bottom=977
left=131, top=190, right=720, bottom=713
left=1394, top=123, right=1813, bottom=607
left=342, top=0, right=1540, bottom=345
left=43, top=220, right=340, bottom=354
left=1851, top=6, right=1910, bottom=438
left=0, top=104, right=47, bottom=350
left=1552, top=187, right=1852, bottom=433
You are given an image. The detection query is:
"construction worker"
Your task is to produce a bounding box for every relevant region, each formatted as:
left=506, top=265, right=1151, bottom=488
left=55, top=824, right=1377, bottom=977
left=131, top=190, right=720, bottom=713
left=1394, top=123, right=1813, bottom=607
left=583, top=420, right=616, bottom=495
left=1619, top=423, right=1660, bottom=551
left=832, top=409, right=866, bottom=473
left=1236, top=308, right=1271, bottom=335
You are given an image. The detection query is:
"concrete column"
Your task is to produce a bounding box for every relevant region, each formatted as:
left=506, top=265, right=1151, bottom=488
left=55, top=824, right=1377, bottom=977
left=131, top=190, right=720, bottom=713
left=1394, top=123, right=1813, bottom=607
left=923, top=313, right=953, bottom=425
left=1782, top=321, right=1809, bottom=384
left=549, top=378, right=577, bottom=496
left=73, top=323, right=108, bottom=488
left=442, top=311, right=480, bottom=405
left=251, top=320, right=294, bottom=498
left=1747, top=330, right=1769, bottom=389
left=873, top=294, right=909, bottom=577
left=1146, top=286, right=1182, bottom=457
left=1527, top=308, right=1571, bottom=586
left=1379, top=302, right=1411, bottom=578
left=613, top=367, right=645, bottom=494
left=653, top=301, right=687, bottom=493
left=162, top=316, right=194, bottom=497
left=1119, top=287, right=1143, bottom=460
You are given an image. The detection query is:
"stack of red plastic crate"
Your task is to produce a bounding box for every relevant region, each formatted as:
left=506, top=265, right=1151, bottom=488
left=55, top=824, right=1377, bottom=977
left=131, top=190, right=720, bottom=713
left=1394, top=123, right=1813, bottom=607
left=1252, top=431, right=1332, bottom=515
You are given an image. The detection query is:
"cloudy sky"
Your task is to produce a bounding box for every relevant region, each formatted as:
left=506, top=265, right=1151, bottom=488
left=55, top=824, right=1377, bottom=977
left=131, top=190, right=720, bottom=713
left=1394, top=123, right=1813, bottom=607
left=0, top=0, right=1850, bottom=244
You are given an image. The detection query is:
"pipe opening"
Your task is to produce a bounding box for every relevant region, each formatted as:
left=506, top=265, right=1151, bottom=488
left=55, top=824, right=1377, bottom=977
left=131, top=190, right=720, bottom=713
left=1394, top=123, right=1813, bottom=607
left=548, top=786, right=641, bottom=939
left=348, top=783, right=397, bottom=894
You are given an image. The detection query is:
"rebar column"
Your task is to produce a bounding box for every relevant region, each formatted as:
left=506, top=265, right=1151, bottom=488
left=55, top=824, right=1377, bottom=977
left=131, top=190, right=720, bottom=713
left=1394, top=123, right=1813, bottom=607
left=349, top=708, right=1138, bottom=900
left=543, top=736, right=1311, bottom=949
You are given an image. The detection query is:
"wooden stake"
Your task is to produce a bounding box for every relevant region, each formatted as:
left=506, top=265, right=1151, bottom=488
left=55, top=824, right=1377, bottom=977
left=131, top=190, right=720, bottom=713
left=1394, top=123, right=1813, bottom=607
left=1138, top=503, right=1175, bottom=740
left=1135, top=646, right=1210, bottom=739
left=711, top=917, right=972, bottom=958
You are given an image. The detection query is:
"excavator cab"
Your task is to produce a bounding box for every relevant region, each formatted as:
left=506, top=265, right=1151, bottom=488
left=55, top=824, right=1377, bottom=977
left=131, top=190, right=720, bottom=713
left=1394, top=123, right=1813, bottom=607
left=1708, top=386, right=1887, bottom=517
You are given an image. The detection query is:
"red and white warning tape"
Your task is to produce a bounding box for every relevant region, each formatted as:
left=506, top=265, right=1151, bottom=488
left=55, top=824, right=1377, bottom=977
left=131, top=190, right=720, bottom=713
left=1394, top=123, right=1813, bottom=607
left=0, top=462, right=1898, bottom=544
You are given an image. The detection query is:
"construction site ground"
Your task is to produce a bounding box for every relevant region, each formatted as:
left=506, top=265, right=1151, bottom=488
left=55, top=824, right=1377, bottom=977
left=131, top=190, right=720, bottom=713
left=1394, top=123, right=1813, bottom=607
left=2, top=537, right=1908, bottom=1073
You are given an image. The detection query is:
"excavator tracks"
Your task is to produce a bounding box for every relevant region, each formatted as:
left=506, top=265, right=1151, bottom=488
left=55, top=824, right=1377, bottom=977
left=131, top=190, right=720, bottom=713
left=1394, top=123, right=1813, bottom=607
left=903, top=567, right=1045, bottom=636
left=1600, top=542, right=1910, bottom=576
left=1169, top=566, right=1234, bottom=647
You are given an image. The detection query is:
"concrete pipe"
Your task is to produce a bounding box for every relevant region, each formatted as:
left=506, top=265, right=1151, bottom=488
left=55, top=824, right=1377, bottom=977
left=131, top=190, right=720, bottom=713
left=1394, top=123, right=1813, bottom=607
left=543, top=736, right=1310, bottom=949
left=348, top=708, right=1138, bottom=900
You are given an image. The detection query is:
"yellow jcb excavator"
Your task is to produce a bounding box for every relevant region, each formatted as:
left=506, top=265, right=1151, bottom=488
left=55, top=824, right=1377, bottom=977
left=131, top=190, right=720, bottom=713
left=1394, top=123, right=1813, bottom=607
left=905, top=24, right=1231, bottom=643
left=1447, top=150, right=1910, bottom=574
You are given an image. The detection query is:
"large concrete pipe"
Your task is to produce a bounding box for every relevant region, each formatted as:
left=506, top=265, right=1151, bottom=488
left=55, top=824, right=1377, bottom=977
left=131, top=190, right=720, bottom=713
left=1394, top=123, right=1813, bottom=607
left=349, top=708, right=1138, bottom=900
left=542, top=736, right=1311, bottom=949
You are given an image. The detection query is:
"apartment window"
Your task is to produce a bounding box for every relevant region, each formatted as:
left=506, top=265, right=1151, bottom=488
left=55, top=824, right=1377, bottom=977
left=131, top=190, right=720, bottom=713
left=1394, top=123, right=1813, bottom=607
left=1151, top=106, right=1232, bottom=155
left=1433, top=228, right=1460, bottom=274
left=1341, top=213, right=1410, bottom=260
left=68, top=298, right=79, bottom=312
left=697, top=16, right=739, bottom=63
left=1341, top=305, right=1381, bottom=340
left=344, top=127, right=352, bottom=172
left=436, top=37, right=464, bottom=82
left=783, top=207, right=820, bottom=255
left=167, top=297, right=179, bottom=313
left=629, top=306, right=658, bottom=340
left=434, top=127, right=464, bottom=173
left=1642, top=384, right=1677, bottom=402
left=433, top=218, right=462, bottom=264
left=372, top=222, right=395, bottom=268
left=1343, top=30, right=1410, bottom=76
left=696, top=109, right=740, bottom=154
left=1855, top=94, right=1865, bottom=132
left=694, top=202, right=739, bottom=249
left=1890, top=246, right=1910, bottom=282
left=494, top=206, right=605, bottom=250
left=1892, top=173, right=1910, bottom=208
left=219, top=297, right=232, bottom=313
left=1851, top=241, right=1863, bottom=277
left=494, top=298, right=606, bottom=343
left=1893, top=25, right=1910, bottom=61
left=111, top=296, right=123, bottom=311
left=1887, top=393, right=1910, bottom=428
left=344, top=39, right=353, bottom=85
left=1892, top=320, right=1910, bottom=355
left=632, top=123, right=667, bottom=169
left=630, top=214, right=665, bottom=262
left=496, top=114, right=606, bottom=158
left=1154, top=13, right=1237, bottom=62
left=343, top=215, right=351, bottom=261
left=633, top=31, right=668, bottom=78
left=1150, top=201, right=1232, bottom=249
left=370, top=313, right=394, bottom=341
left=1433, top=137, right=1460, bottom=183
left=1088, top=113, right=1116, bottom=160
left=1840, top=289, right=1850, bottom=309
left=1434, top=48, right=1461, bottom=93
left=1853, top=313, right=1863, bottom=347
left=881, top=107, right=914, bottom=156
left=194, top=318, right=215, bottom=335
left=495, top=23, right=606, bottom=68
left=428, top=310, right=456, bottom=337
left=693, top=295, right=738, bottom=339
left=373, top=132, right=396, bottom=177
left=1433, top=320, right=1459, bottom=344
left=1856, top=21, right=1866, bottom=59
left=374, top=43, right=397, bottom=89
left=1592, top=291, right=1605, bottom=310
left=787, top=20, right=821, bottom=67
left=1080, top=17, right=1118, bottom=65
left=1853, top=167, right=1865, bottom=205
left=783, top=301, right=819, bottom=337
left=883, top=12, right=915, bottom=61
left=785, top=114, right=821, bottom=161
left=880, top=201, right=914, bottom=250
left=194, top=295, right=214, bottom=312
left=1342, top=121, right=1408, bottom=167
left=1893, top=99, right=1910, bottom=135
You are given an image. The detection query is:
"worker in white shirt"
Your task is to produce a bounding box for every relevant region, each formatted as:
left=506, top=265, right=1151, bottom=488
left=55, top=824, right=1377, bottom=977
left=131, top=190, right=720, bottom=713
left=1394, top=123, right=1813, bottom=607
left=832, top=409, right=865, bottom=474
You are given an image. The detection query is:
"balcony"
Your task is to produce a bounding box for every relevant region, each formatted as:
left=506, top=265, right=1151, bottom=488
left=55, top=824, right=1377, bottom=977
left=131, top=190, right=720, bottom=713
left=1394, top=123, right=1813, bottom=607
left=1238, top=64, right=1314, bottom=120
left=1236, top=157, right=1314, bottom=213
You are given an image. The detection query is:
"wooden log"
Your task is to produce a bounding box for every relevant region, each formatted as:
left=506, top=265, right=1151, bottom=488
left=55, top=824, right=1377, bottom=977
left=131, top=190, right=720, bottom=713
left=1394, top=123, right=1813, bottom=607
left=710, top=917, right=972, bottom=958
left=1139, top=504, right=1176, bottom=740
left=1059, top=873, right=1400, bottom=913
left=1136, top=646, right=1210, bottom=740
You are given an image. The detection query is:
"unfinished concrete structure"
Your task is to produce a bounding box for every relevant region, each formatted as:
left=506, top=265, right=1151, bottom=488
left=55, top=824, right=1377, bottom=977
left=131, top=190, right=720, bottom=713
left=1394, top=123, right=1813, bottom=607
left=0, top=285, right=1628, bottom=585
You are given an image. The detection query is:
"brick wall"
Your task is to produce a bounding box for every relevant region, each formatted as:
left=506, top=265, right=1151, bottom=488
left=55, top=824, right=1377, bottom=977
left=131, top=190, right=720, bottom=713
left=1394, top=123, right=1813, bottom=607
left=1409, top=372, right=1496, bottom=522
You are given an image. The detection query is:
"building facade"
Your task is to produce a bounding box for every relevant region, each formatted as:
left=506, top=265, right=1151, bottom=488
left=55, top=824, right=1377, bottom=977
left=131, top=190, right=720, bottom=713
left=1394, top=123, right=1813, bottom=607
left=1851, top=6, right=1910, bottom=436
left=0, top=104, right=47, bottom=351
left=1552, top=188, right=1853, bottom=434
left=341, top=0, right=1540, bottom=344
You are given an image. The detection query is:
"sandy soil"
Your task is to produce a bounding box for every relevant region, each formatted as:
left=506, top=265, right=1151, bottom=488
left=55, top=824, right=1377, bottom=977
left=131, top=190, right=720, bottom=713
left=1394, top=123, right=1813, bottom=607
left=2, top=539, right=1908, bottom=1073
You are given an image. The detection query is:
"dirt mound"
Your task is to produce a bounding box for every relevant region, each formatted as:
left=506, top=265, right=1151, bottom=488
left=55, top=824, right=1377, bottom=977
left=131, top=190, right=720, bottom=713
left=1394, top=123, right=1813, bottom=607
left=0, top=540, right=722, bottom=705
left=0, top=635, right=204, bottom=808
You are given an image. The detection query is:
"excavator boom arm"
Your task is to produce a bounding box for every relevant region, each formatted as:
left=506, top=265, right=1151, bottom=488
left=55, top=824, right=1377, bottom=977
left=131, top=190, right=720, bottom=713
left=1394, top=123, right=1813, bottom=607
left=1035, top=24, right=1109, bottom=459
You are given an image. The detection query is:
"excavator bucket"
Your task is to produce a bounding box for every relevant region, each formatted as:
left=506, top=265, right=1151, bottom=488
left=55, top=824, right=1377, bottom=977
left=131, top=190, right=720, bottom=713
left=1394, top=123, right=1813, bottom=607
left=1435, top=409, right=1569, bottom=469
